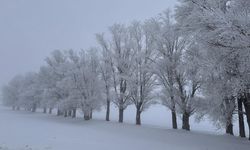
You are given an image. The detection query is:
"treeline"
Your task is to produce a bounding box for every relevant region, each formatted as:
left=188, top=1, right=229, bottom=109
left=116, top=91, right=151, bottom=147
left=2, top=0, right=250, bottom=140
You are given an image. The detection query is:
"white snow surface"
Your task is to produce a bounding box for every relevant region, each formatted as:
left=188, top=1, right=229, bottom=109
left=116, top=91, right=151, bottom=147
left=0, top=105, right=249, bottom=150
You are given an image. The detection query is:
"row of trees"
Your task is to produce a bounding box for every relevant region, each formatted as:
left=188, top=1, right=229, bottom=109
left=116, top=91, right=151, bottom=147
left=175, top=0, right=250, bottom=138
left=2, top=0, right=250, bottom=140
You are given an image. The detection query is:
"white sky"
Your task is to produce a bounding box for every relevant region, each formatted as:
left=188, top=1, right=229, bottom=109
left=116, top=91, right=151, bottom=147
left=0, top=0, right=177, bottom=90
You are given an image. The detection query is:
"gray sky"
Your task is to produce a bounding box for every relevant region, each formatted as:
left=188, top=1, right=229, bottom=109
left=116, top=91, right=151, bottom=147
left=0, top=0, right=177, bottom=89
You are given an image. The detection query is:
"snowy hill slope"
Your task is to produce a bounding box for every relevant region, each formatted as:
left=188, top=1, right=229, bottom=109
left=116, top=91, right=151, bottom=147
left=0, top=106, right=249, bottom=150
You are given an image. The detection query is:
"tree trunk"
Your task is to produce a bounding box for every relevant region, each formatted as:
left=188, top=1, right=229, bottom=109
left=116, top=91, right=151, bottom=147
left=57, top=109, right=62, bottom=116
left=119, top=108, right=124, bottom=123
left=72, top=108, right=76, bottom=118
left=68, top=110, right=72, bottom=117
left=106, top=100, right=110, bottom=121
left=43, top=107, right=47, bottom=113
left=171, top=96, right=178, bottom=129
left=245, top=106, right=250, bottom=140
left=136, top=108, right=141, bottom=125
left=226, top=115, right=234, bottom=135
left=226, top=123, right=234, bottom=135
left=64, top=111, right=68, bottom=117
left=90, top=109, right=93, bottom=119
left=16, top=106, right=20, bottom=111
left=49, top=108, right=53, bottom=114
left=182, top=112, right=190, bottom=131
left=84, top=111, right=91, bottom=120
left=84, top=114, right=90, bottom=120
left=238, top=97, right=246, bottom=138
left=224, top=97, right=234, bottom=135
left=172, top=109, right=178, bottom=129
left=32, top=104, right=36, bottom=112
left=12, top=106, right=15, bottom=110
left=243, top=93, right=250, bottom=140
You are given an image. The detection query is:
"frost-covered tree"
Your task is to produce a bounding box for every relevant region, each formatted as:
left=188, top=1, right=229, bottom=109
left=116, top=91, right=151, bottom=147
left=98, top=24, right=134, bottom=123
left=110, top=24, right=134, bottom=123
left=2, top=75, right=24, bottom=110
left=128, top=21, right=157, bottom=125
left=65, top=49, right=104, bottom=120
left=38, top=66, right=59, bottom=114
left=150, top=11, right=186, bottom=129
left=19, top=72, right=43, bottom=112
left=176, top=0, right=250, bottom=137
left=45, top=50, right=70, bottom=116
left=44, top=49, right=104, bottom=120
left=198, top=71, right=237, bottom=135
left=174, top=43, right=202, bottom=131
left=96, top=33, right=113, bottom=121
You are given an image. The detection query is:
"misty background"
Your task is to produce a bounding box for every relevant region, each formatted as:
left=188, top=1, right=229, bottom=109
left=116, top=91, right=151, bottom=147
left=0, top=0, right=177, bottom=96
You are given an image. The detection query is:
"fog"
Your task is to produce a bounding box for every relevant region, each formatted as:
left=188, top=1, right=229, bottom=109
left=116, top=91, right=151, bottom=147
left=1, top=1, right=250, bottom=149
left=0, top=0, right=176, bottom=90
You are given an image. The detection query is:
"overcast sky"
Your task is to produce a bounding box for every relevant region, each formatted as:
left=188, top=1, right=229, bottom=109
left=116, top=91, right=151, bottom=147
left=0, top=0, right=177, bottom=90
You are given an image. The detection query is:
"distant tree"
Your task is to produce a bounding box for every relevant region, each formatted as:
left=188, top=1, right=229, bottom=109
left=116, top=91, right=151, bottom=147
left=45, top=50, right=69, bottom=116
left=38, top=66, right=59, bottom=114
left=96, top=33, right=113, bottom=121
left=65, top=49, right=104, bottom=120
left=19, top=72, right=43, bottom=112
left=98, top=24, right=134, bottom=123
left=2, top=75, right=24, bottom=110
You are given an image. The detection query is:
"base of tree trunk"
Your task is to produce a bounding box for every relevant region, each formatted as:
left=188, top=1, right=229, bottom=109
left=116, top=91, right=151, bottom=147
left=32, top=107, right=36, bottom=112
left=84, top=109, right=91, bottom=120
left=226, top=123, right=234, bottom=135
left=246, top=94, right=250, bottom=140
left=243, top=96, right=250, bottom=140
left=31, top=104, right=36, bottom=112
left=136, top=109, right=141, bottom=125
left=106, top=100, right=110, bottom=121
left=72, top=109, right=76, bottom=118
left=172, top=110, right=178, bottom=129
left=90, top=109, right=93, bottom=119
left=49, top=108, right=53, bottom=114
left=68, top=110, right=72, bottom=117
left=182, top=113, right=190, bottom=131
left=238, top=98, right=246, bottom=137
left=247, top=116, right=250, bottom=140
left=57, top=109, right=63, bottom=116
left=84, top=114, right=90, bottom=120
left=118, top=108, right=124, bottom=123
left=43, top=108, right=47, bottom=113
left=247, top=120, right=250, bottom=140
left=64, top=111, right=68, bottom=117
left=248, top=129, right=250, bottom=140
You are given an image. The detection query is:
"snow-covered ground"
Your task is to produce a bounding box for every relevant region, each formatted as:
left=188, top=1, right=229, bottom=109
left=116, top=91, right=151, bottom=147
left=0, top=105, right=249, bottom=150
